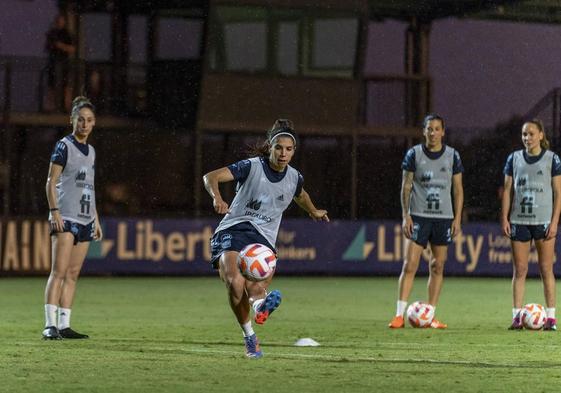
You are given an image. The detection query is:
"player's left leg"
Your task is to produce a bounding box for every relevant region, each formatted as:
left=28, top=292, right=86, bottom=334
left=427, top=244, right=448, bottom=329
left=58, top=241, right=90, bottom=339
left=535, top=237, right=557, bottom=331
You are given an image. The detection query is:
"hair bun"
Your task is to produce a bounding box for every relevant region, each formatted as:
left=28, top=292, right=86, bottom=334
left=271, top=119, right=294, bottom=132
left=72, top=96, right=91, bottom=107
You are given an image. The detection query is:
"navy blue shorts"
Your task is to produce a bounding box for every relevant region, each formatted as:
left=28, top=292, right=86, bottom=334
left=210, top=222, right=276, bottom=269
left=51, top=220, right=95, bottom=245
left=410, top=215, right=452, bottom=248
left=510, top=223, right=548, bottom=242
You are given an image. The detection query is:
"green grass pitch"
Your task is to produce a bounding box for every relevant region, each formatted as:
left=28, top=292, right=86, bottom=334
left=1, top=276, right=560, bottom=392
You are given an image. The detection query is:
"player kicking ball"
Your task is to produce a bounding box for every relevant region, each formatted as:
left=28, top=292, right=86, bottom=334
left=203, top=119, right=329, bottom=357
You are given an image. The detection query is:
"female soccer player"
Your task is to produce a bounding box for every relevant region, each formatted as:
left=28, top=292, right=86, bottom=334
left=203, top=119, right=329, bottom=358
left=501, top=119, right=561, bottom=331
left=388, top=114, right=464, bottom=329
left=43, top=96, right=102, bottom=339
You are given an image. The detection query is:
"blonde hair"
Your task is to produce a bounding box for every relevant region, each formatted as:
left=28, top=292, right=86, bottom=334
left=525, top=119, right=550, bottom=150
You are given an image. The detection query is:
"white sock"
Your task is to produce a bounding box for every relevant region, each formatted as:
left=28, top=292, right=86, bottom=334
left=513, top=308, right=521, bottom=319
left=396, top=300, right=407, bottom=317
left=45, top=304, right=58, bottom=328
left=58, top=308, right=72, bottom=330
left=252, top=299, right=265, bottom=314
left=241, top=321, right=255, bottom=337
left=546, top=308, right=556, bottom=319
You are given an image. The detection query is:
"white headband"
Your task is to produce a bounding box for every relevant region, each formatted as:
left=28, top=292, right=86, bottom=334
left=270, top=132, right=296, bottom=144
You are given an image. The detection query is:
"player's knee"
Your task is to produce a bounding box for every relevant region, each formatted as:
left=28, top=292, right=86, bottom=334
left=65, top=269, right=80, bottom=282
left=513, top=266, right=528, bottom=279
left=402, top=259, right=418, bottom=274
left=49, top=269, right=66, bottom=281
left=538, top=263, right=554, bottom=277
left=429, top=259, right=444, bottom=276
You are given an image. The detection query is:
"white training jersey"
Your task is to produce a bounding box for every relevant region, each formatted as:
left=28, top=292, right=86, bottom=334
left=510, top=149, right=554, bottom=225
left=51, top=136, right=96, bottom=225
left=409, top=144, right=455, bottom=219
left=214, top=157, right=300, bottom=247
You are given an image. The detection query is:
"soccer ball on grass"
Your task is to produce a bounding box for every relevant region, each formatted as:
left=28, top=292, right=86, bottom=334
left=406, top=301, right=434, bottom=328
left=521, top=303, right=546, bottom=330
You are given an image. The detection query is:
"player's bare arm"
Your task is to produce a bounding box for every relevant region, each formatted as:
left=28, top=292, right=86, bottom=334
left=203, top=167, right=234, bottom=214
left=46, top=162, right=64, bottom=233
left=451, top=172, right=464, bottom=238
left=293, top=189, right=329, bottom=222
left=547, top=175, right=561, bottom=239
left=401, top=170, right=414, bottom=238
left=94, top=210, right=103, bottom=241
left=501, top=175, right=513, bottom=237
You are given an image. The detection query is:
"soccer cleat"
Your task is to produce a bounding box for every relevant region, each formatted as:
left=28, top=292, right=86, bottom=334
left=430, top=319, right=447, bottom=329
left=388, top=316, right=405, bottom=329
left=42, top=326, right=62, bottom=340
left=254, top=290, right=282, bottom=325
left=508, top=316, right=523, bottom=330
left=243, top=334, right=263, bottom=358
left=59, top=327, right=89, bottom=339
left=544, top=318, right=557, bottom=331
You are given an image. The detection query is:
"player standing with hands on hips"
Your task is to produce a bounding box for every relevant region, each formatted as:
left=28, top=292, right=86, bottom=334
left=43, top=96, right=102, bottom=340
left=203, top=119, right=329, bottom=358
left=388, top=114, right=464, bottom=329
left=501, top=119, right=561, bottom=330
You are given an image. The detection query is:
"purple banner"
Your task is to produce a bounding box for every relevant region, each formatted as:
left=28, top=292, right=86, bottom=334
left=0, top=218, right=556, bottom=277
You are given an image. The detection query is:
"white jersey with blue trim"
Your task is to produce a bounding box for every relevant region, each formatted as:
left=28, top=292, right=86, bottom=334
left=409, top=144, right=455, bottom=219
left=214, top=157, right=300, bottom=247
left=510, top=149, right=554, bottom=225
left=50, top=136, right=96, bottom=225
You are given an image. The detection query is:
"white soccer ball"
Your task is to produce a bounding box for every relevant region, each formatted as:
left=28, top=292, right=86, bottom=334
left=406, top=301, right=435, bottom=328
left=237, top=243, right=277, bottom=282
left=521, top=303, right=546, bottom=330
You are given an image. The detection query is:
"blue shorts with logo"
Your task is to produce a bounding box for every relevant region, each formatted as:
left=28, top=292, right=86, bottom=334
left=51, top=220, right=95, bottom=245
left=510, top=223, right=548, bottom=242
left=410, top=215, right=453, bottom=248
left=210, top=222, right=276, bottom=269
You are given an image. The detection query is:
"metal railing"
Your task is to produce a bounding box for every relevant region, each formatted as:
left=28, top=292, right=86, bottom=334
left=0, top=55, right=148, bottom=116
left=361, top=73, right=431, bottom=130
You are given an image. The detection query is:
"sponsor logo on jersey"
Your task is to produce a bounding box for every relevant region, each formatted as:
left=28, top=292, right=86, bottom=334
left=245, top=198, right=262, bottom=211
left=75, top=169, right=87, bottom=181
left=420, top=171, right=433, bottom=182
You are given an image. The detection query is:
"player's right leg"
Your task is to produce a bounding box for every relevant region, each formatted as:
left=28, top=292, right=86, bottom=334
left=58, top=240, right=91, bottom=339
left=43, top=232, right=74, bottom=340
left=246, top=275, right=281, bottom=325
left=389, top=238, right=424, bottom=328
left=219, top=251, right=262, bottom=358
left=509, top=236, right=531, bottom=330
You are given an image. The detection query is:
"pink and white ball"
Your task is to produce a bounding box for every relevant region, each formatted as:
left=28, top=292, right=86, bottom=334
left=406, top=301, right=435, bottom=328
left=237, top=243, right=277, bottom=282
left=521, top=303, right=547, bottom=330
